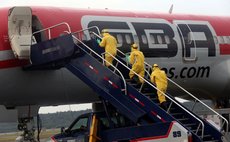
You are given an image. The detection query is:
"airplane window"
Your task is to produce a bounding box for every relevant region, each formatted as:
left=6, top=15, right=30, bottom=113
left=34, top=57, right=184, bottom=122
left=157, top=35, right=163, bottom=44
left=218, top=36, right=224, bottom=44
left=213, top=36, right=218, bottom=44
left=164, top=35, right=170, bottom=44
left=150, top=35, right=155, bottom=44
left=133, top=35, right=139, bottom=43
left=99, top=117, right=110, bottom=128
left=224, top=36, right=230, bottom=44
left=70, top=117, right=88, bottom=131
left=141, top=35, right=147, bottom=44
left=117, top=34, right=123, bottom=44
left=125, top=34, right=131, bottom=44
left=187, top=32, right=193, bottom=44
left=228, top=36, right=230, bottom=44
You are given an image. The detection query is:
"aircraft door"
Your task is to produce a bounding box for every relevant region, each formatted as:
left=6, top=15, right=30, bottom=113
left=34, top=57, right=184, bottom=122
left=8, top=7, right=34, bottom=59
left=174, top=22, right=197, bottom=62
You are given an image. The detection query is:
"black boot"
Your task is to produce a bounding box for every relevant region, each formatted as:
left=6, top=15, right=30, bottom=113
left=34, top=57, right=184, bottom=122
left=160, top=101, right=168, bottom=111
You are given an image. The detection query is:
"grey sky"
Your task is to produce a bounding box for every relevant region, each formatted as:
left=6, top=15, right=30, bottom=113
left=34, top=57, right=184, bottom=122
left=1, top=0, right=229, bottom=113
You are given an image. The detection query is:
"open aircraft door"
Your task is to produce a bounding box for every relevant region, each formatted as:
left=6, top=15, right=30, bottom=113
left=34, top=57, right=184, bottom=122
left=174, top=21, right=198, bottom=62
left=8, top=7, right=35, bottom=59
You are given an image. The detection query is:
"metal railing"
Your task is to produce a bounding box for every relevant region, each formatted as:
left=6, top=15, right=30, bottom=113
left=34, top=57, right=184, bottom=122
left=90, top=31, right=151, bottom=92
left=89, top=31, right=205, bottom=138
left=31, top=22, right=71, bottom=45
left=72, top=26, right=100, bottom=41
left=69, top=31, right=128, bottom=96
left=30, top=22, right=230, bottom=138
left=90, top=29, right=229, bottom=134
left=144, top=61, right=229, bottom=132
left=101, top=52, right=127, bottom=95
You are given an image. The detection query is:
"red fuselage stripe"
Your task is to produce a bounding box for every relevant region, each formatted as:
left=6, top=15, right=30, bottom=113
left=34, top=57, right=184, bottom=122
left=0, top=59, right=29, bottom=69
left=220, top=44, right=230, bottom=55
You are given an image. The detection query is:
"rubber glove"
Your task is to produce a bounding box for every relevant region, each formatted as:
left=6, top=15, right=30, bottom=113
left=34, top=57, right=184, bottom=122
left=126, top=54, right=130, bottom=63
left=96, top=39, right=101, bottom=44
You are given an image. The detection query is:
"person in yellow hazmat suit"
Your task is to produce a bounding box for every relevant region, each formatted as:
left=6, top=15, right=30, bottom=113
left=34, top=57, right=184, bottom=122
left=128, top=43, right=145, bottom=85
left=150, top=64, right=168, bottom=110
left=98, top=29, right=117, bottom=68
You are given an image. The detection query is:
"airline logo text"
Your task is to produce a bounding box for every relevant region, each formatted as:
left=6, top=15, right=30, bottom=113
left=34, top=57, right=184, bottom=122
left=82, top=16, right=217, bottom=58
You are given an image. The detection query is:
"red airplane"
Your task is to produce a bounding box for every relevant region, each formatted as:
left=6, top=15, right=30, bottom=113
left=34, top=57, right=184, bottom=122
left=0, top=6, right=230, bottom=141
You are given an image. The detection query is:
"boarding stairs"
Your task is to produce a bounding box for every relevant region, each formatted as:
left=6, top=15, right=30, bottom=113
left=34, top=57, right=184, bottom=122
left=27, top=24, right=227, bottom=142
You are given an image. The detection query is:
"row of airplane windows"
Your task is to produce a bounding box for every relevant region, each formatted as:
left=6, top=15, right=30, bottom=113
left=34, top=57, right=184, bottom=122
left=116, top=34, right=230, bottom=45
left=215, top=36, right=230, bottom=44
left=86, top=34, right=230, bottom=45
left=116, top=34, right=170, bottom=45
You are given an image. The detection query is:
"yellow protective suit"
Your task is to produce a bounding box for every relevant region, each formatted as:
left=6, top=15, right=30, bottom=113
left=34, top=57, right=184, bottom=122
left=129, top=48, right=145, bottom=83
left=99, top=33, right=117, bottom=67
left=150, top=67, right=168, bottom=104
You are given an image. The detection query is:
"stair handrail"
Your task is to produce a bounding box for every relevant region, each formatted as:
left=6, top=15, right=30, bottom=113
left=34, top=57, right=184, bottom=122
left=105, top=55, right=205, bottom=138
left=122, top=44, right=229, bottom=132
left=101, top=52, right=128, bottom=95
left=90, top=32, right=151, bottom=78
left=31, top=22, right=71, bottom=45
left=72, top=26, right=100, bottom=40
left=91, top=31, right=205, bottom=138
left=144, top=62, right=229, bottom=133
left=70, top=34, right=128, bottom=96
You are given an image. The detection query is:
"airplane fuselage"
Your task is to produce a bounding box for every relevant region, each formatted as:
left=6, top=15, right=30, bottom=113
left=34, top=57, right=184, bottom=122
left=1, top=6, right=230, bottom=108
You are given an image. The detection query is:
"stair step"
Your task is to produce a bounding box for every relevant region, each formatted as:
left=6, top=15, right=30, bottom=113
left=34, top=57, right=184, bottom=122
left=143, top=92, right=154, bottom=96
left=169, top=107, right=177, bottom=110
left=191, top=126, right=218, bottom=142
left=203, top=134, right=212, bottom=138
left=127, top=82, right=138, bottom=86
left=203, top=140, right=219, bottom=142
left=184, top=123, right=197, bottom=127
left=127, top=82, right=142, bottom=88
left=191, top=129, right=202, bottom=134
left=144, top=96, right=158, bottom=102
left=140, top=88, right=153, bottom=93
left=171, top=112, right=183, bottom=116
left=150, top=97, right=158, bottom=102
left=201, top=134, right=217, bottom=142
left=125, top=79, right=133, bottom=82
left=177, top=118, right=190, bottom=121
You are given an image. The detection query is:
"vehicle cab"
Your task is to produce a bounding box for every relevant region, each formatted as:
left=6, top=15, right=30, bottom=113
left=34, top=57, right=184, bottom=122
left=49, top=110, right=134, bottom=142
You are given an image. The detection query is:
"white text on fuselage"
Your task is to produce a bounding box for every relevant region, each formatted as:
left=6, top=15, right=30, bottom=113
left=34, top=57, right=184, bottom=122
left=82, top=16, right=217, bottom=58
left=81, top=16, right=217, bottom=79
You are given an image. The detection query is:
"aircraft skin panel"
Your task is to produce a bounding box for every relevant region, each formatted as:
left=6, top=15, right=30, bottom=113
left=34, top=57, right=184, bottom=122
left=0, top=6, right=230, bottom=108
left=0, top=67, right=99, bottom=106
